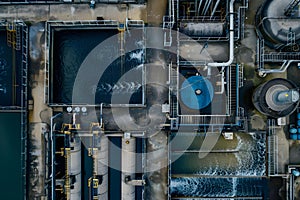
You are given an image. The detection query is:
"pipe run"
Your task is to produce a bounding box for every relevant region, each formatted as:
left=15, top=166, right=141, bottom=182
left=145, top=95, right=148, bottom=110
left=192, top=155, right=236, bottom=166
left=215, top=67, right=225, bottom=94
left=100, top=103, right=103, bottom=128
left=259, top=60, right=295, bottom=74
left=197, top=0, right=203, bottom=16
left=72, top=113, right=76, bottom=126
left=50, top=113, right=62, bottom=200
left=203, top=0, right=213, bottom=16
left=207, top=0, right=235, bottom=67
left=211, top=0, right=221, bottom=16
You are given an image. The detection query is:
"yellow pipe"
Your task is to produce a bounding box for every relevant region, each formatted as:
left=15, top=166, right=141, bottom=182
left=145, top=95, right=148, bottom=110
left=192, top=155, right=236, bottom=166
left=65, top=148, right=71, bottom=200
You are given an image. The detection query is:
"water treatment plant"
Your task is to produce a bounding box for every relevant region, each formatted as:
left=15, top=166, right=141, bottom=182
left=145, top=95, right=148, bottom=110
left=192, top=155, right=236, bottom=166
left=0, top=0, right=300, bottom=199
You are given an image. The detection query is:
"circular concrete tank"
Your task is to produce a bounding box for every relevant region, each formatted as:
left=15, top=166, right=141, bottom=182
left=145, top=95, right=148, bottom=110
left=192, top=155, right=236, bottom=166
left=253, top=78, right=300, bottom=118
left=256, top=0, right=300, bottom=50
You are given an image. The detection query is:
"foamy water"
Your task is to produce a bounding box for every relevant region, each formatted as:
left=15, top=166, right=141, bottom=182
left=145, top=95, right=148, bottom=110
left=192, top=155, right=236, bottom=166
left=170, top=132, right=266, bottom=198
left=171, top=132, right=266, bottom=176
left=129, top=49, right=144, bottom=63
left=170, top=177, right=264, bottom=197
left=92, top=81, right=142, bottom=95
left=53, top=30, right=144, bottom=104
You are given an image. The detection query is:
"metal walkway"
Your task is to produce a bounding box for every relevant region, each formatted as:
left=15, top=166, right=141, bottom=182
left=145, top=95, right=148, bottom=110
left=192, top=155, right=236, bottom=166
left=20, top=22, right=28, bottom=200
left=257, top=38, right=300, bottom=73
left=179, top=115, right=229, bottom=126
left=267, top=119, right=279, bottom=176
left=163, top=0, right=176, bottom=46
left=169, top=63, right=178, bottom=118
left=228, top=65, right=237, bottom=116
left=284, top=0, right=300, bottom=16
left=263, top=53, right=300, bottom=62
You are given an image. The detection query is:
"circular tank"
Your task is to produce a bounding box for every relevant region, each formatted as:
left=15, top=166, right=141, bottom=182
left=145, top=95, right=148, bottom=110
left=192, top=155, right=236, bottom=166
left=255, top=0, right=300, bottom=50
left=180, top=76, right=214, bottom=110
left=253, top=78, right=300, bottom=118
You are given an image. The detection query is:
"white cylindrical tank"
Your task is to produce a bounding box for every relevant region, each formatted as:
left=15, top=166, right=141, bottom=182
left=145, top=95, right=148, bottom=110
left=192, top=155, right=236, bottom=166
left=179, top=22, right=224, bottom=37
left=70, top=135, right=81, bottom=200
left=121, top=137, right=136, bottom=200
left=70, top=174, right=81, bottom=200
left=98, top=174, right=108, bottom=200
left=97, top=135, right=109, bottom=200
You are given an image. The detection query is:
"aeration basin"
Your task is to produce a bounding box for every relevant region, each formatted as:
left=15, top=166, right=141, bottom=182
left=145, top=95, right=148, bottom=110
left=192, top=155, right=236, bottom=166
left=46, top=21, right=145, bottom=106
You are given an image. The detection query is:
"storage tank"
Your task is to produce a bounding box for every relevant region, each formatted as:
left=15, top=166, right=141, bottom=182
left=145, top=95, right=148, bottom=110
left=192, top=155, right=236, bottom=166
left=179, top=22, right=225, bottom=37
left=97, top=135, right=109, bottom=200
left=180, top=75, right=214, bottom=110
left=255, top=0, right=300, bottom=50
left=253, top=78, right=300, bottom=118
left=121, top=137, right=136, bottom=200
left=70, top=135, right=81, bottom=200
left=297, top=113, right=300, bottom=119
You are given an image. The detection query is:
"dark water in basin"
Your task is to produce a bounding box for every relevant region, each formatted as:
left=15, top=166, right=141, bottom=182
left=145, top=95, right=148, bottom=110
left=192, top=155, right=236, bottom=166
left=52, top=29, right=144, bottom=105
left=0, top=30, right=22, bottom=107
left=0, top=113, right=22, bottom=199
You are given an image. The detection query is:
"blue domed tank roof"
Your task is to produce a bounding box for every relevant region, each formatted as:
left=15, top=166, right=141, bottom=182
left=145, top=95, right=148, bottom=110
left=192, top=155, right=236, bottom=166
left=180, top=76, right=214, bottom=110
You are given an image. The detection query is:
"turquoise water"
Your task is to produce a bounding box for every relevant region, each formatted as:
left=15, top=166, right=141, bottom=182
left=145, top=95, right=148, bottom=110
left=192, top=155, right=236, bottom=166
left=0, top=113, right=22, bottom=200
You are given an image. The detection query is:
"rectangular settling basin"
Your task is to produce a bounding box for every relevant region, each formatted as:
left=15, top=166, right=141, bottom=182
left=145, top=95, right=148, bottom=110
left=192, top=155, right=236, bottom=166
left=0, top=23, right=26, bottom=108
left=47, top=21, right=145, bottom=106
left=0, top=113, right=24, bottom=199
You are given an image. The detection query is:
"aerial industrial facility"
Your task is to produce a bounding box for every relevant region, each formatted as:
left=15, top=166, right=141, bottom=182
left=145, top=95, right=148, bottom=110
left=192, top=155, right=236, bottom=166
left=0, top=0, right=300, bottom=199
